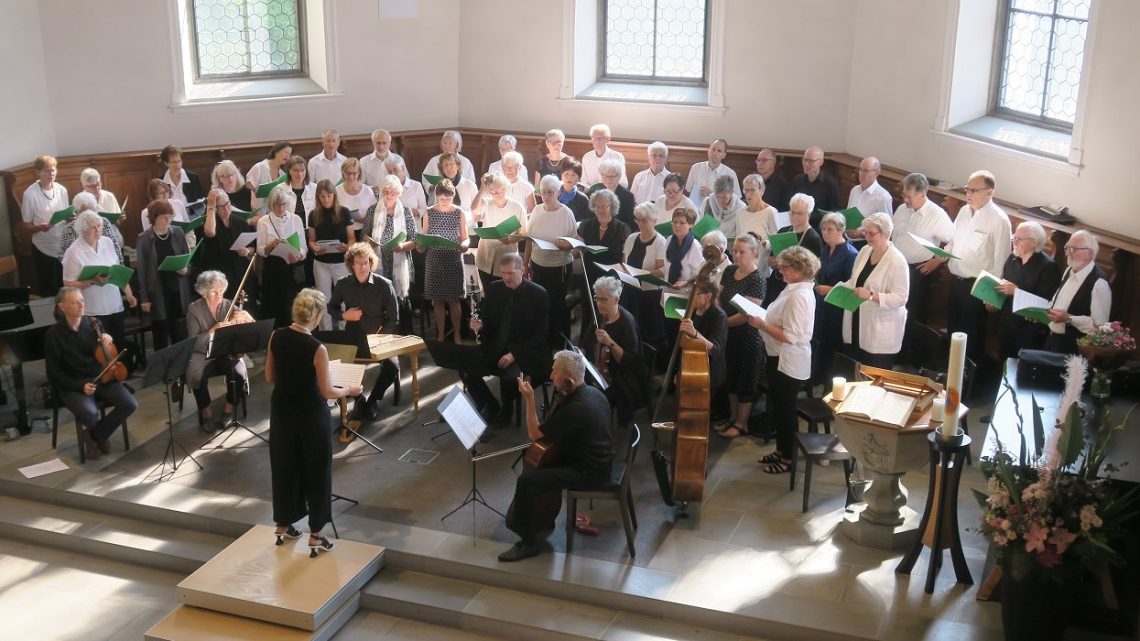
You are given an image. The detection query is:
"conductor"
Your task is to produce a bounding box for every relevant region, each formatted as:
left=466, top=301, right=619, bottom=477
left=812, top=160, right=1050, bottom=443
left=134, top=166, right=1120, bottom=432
left=499, top=350, right=614, bottom=562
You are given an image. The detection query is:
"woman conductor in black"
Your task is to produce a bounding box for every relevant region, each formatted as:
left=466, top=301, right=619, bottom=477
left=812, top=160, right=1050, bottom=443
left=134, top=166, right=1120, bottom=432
left=265, top=288, right=363, bottom=555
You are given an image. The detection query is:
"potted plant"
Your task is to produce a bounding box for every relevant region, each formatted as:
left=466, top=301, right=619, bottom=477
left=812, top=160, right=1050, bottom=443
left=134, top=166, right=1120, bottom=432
left=974, top=355, right=1137, bottom=641
left=1077, top=321, right=1137, bottom=399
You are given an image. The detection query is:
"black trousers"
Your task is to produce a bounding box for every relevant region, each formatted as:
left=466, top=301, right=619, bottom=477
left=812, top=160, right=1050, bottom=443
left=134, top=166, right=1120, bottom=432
left=947, top=277, right=987, bottom=363
left=59, top=382, right=137, bottom=442
left=530, top=263, right=569, bottom=348
left=460, top=360, right=522, bottom=415
left=766, top=356, right=803, bottom=459
left=33, top=247, right=62, bottom=297
left=193, top=357, right=245, bottom=410
left=349, top=357, right=399, bottom=419
left=151, top=289, right=186, bottom=350
left=905, top=263, right=933, bottom=326
left=270, top=420, right=333, bottom=533
left=842, top=344, right=898, bottom=370
left=511, top=465, right=608, bottom=545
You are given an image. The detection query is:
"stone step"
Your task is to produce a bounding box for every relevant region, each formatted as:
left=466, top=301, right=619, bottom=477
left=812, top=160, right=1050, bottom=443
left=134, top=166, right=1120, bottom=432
left=362, top=567, right=765, bottom=641
left=177, top=525, right=384, bottom=631
left=0, top=494, right=231, bottom=574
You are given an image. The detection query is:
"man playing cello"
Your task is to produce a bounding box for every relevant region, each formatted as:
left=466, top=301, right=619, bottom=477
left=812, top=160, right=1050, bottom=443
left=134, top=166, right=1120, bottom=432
left=499, top=350, right=613, bottom=562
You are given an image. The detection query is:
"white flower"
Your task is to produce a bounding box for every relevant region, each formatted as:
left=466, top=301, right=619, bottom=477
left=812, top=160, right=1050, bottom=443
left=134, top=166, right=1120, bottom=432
left=1049, top=356, right=1088, bottom=469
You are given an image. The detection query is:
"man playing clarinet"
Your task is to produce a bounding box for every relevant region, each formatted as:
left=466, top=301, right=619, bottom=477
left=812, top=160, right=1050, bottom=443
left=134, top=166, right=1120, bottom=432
left=45, top=287, right=138, bottom=461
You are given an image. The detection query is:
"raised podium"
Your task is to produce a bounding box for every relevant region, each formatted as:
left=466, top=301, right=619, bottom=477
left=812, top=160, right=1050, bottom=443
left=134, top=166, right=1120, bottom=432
left=146, top=525, right=384, bottom=641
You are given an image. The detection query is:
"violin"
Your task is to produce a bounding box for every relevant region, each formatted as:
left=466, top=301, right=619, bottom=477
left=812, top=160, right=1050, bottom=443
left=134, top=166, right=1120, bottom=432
left=90, top=317, right=128, bottom=384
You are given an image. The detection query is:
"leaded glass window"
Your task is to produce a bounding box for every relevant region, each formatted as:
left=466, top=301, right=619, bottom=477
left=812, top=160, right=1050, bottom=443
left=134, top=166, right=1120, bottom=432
left=602, top=0, right=708, bottom=84
left=996, top=0, right=1089, bottom=128
left=189, top=0, right=305, bottom=81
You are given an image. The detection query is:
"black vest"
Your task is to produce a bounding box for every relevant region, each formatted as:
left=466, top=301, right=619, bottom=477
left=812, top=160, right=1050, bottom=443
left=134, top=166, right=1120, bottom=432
left=1045, top=265, right=1106, bottom=355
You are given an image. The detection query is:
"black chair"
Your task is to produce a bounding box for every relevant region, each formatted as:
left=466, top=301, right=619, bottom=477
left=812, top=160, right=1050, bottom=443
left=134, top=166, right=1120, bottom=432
left=795, top=352, right=860, bottom=434
left=788, top=431, right=856, bottom=513
left=565, top=423, right=640, bottom=557
left=51, top=386, right=131, bottom=464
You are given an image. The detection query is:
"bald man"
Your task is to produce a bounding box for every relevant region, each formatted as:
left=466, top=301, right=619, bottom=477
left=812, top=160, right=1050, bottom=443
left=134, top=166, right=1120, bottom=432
left=753, top=149, right=790, bottom=212
left=790, top=146, right=839, bottom=229
left=846, top=156, right=895, bottom=240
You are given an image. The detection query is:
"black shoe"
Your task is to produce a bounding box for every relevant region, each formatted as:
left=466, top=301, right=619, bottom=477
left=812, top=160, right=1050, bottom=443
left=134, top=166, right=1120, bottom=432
left=96, top=438, right=111, bottom=455
left=275, top=525, right=302, bottom=546
left=309, top=535, right=334, bottom=557
left=497, top=541, right=540, bottom=562
left=479, top=403, right=501, bottom=423
left=493, top=411, right=514, bottom=429
left=365, top=403, right=380, bottom=420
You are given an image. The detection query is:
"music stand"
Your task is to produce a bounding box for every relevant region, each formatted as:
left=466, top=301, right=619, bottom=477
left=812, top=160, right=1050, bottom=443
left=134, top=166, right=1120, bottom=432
left=422, top=339, right=489, bottom=436
left=141, top=337, right=201, bottom=482
left=201, top=319, right=273, bottom=448
left=437, top=386, right=530, bottom=539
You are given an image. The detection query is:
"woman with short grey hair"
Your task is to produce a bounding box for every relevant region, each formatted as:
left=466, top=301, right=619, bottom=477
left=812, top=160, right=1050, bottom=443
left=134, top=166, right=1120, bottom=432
left=838, top=212, right=909, bottom=369
left=580, top=275, right=644, bottom=426
left=61, top=210, right=137, bottom=356
left=623, top=202, right=669, bottom=343
left=258, top=184, right=309, bottom=327
left=185, top=270, right=255, bottom=433
left=700, top=174, right=745, bottom=238
left=993, top=220, right=1061, bottom=360
left=421, top=130, right=476, bottom=193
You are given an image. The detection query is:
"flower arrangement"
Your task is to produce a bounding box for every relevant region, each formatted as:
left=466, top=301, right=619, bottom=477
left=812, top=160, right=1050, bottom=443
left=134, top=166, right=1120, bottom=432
left=973, top=355, right=1137, bottom=582
left=1077, top=321, right=1136, bottom=351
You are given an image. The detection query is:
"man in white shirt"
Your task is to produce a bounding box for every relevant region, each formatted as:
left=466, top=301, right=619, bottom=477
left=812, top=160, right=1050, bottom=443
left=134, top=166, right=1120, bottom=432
left=580, top=124, right=627, bottom=187
left=630, top=141, right=670, bottom=204
left=686, top=138, right=740, bottom=201
left=488, top=134, right=529, bottom=181
left=307, top=130, right=347, bottom=185
left=1044, top=230, right=1111, bottom=355
left=359, top=129, right=404, bottom=188
left=846, top=156, right=894, bottom=241
left=943, top=170, right=1012, bottom=363
left=891, top=173, right=954, bottom=327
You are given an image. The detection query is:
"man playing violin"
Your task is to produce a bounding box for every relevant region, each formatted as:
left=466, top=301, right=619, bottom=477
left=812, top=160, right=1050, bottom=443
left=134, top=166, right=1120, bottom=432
left=499, top=350, right=614, bottom=562
left=45, top=288, right=138, bottom=461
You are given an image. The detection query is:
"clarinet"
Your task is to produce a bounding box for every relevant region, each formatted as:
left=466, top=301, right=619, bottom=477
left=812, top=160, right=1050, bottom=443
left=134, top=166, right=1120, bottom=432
left=467, top=273, right=482, bottom=344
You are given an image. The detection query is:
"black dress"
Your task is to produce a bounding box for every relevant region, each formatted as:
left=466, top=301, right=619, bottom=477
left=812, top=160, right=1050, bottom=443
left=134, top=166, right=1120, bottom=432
left=269, top=327, right=333, bottom=533
left=579, top=307, right=643, bottom=425
left=719, top=265, right=765, bottom=398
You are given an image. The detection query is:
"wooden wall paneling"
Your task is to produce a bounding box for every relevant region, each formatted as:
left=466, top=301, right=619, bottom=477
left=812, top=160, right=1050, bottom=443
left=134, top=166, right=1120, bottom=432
left=7, top=126, right=1140, bottom=339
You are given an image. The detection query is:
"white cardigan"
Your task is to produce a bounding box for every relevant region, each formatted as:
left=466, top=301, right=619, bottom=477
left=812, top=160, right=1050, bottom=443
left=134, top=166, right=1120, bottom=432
left=841, top=243, right=909, bottom=354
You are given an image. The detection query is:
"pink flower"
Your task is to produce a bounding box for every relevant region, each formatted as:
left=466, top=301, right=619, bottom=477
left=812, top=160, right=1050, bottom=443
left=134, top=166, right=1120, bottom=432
left=1080, top=505, right=1103, bottom=531
left=1048, top=528, right=1078, bottom=554
left=1036, top=544, right=1062, bottom=568
left=1025, top=523, right=1049, bottom=553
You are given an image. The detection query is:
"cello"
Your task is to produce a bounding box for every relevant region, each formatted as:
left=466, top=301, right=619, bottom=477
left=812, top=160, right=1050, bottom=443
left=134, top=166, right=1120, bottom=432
left=649, top=245, right=722, bottom=506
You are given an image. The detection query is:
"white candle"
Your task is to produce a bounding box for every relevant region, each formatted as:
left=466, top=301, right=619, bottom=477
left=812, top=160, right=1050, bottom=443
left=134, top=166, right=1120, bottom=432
left=942, top=332, right=967, bottom=438
left=832, top=377, right=847, bottom=401
left=931, top=395, right=945, bottom=423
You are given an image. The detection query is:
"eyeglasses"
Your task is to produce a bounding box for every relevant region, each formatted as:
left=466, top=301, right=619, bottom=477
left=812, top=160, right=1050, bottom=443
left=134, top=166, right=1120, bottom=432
left=207, top=289, right=225, bottom=297
left=862, top=229, right=881, bottom=237
left=964, top=186, right=991, bottom=194
left=1013, top=236, right=1034, bottom=242
left=1064, top=246, right=1092, bottom=254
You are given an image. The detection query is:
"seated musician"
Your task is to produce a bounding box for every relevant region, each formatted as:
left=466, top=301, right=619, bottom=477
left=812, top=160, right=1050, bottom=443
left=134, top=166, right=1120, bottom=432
left=328, top=243, right=400, bottom=435
left=185, top=271, right=254, bottom=434
left=499, top=350, right=614, bottom=562
left=44, top=288, right=138, bottom=461
left=578, top=276, right=643, bottom=426
left=463, top=253, right=548, bottom=427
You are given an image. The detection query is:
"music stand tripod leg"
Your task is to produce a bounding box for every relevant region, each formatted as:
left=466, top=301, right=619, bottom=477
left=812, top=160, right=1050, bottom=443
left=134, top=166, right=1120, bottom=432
left=146, top=382, right=203, bottom=481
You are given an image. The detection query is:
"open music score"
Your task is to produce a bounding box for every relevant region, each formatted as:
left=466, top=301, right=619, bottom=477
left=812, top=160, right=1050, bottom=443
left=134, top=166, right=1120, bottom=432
left=328, top=359, right=367, bottom=389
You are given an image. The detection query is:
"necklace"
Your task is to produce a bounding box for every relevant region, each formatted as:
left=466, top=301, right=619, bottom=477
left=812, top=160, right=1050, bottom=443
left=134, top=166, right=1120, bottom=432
left=155, top=228, right=170, bottom=240
left=39, top=183, right=55, bottom=198
left=290, top=323, right=311, bottom=335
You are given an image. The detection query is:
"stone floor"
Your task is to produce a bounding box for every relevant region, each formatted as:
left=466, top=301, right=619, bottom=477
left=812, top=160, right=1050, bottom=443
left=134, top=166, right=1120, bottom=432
left=0, top=355, right=1125, bottom=641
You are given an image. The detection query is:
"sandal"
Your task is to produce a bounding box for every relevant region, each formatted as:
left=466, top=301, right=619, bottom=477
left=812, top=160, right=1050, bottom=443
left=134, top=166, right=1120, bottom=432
left=718, top=425, right=747, bottom=439
left=274, top=525, right=302, bottom=546
left=762, top=461, right=790, bottom=474
left=758, top=452, right=784, bottom=465
left=308, top=535, right=334, bottom=557
left=575, top=513, right=600, bottom=535
left=712, top=420, right=732, bottom=433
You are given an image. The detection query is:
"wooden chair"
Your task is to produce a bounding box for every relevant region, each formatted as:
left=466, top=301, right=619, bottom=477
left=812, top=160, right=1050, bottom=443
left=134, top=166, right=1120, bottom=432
left=564, top=423, right=640, bottom=557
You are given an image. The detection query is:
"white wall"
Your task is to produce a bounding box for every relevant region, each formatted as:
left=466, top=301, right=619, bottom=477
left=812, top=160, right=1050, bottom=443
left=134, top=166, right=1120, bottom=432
left=0, top=0, right=56, bottom=168
left=457, top=0, right=857, bottom=152
left=33, top=0, right=460, bottom=156
left=845, top=0, right=1140, bottom=238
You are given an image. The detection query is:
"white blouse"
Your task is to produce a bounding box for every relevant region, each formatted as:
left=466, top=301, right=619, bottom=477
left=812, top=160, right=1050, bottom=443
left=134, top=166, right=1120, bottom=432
left=141, top=199, right=190, bottom=231
left=62, top=236, right=125, bottom=317
left=336, top=183, right=378, bottom=221
left=653, top=194, right=698, bottom=225
left=21, top=182, right=69, bottom=257
left=622, top=232, right=668, bottom=290
left=525, top=204, right=577, bottom=267
left=762, top=280, right=815, bottom=380
left=840, top=244, right=910, bottom=354
left=475, top=199, right=525, bottom=275
left=257, top=212, right=309, bottom=259
left=246, top=159, right=285, bottom=211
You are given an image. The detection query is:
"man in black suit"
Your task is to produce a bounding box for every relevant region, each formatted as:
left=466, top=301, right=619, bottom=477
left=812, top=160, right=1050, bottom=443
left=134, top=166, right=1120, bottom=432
left=464, top=253, right=549, bottom=426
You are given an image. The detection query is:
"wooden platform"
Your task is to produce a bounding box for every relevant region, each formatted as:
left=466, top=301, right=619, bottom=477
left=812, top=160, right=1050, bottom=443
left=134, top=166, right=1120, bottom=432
left=145, top=595, right=360, bottom=641
left=161, top=524, right=383, bottom=635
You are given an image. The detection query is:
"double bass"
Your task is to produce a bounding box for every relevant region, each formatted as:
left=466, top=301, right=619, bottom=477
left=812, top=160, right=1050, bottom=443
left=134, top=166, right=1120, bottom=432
left=649, top=246, right=722, bottom=506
